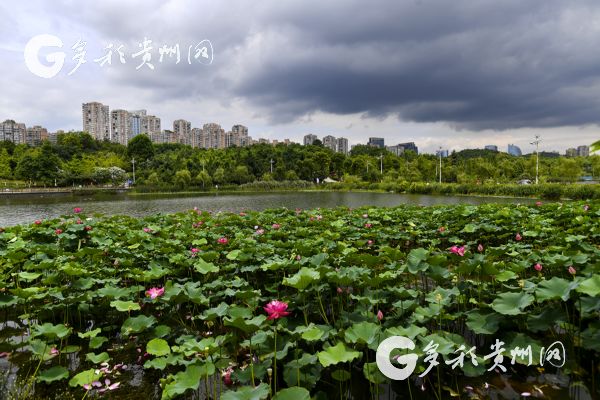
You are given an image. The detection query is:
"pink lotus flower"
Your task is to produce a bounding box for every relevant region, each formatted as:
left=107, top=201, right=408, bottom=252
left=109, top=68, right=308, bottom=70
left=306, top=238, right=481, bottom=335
left=337, top=287, right=343, bottom=294
left=295, top=255, right=301, bottom=260
left=223, top=369, right=233, bottom=386
left=450, top=245, right=465, bottom=257
left=76, top=219, right=83, bottom=224
left=50, top=347, right=59, bottom=356
left=568, top=266, right=576, bottom=275
left=535, top=201, right=542, bottom=207
left=534, top=263, right=543, bottom=272
left=98, top=379, right=120, bottom=393
left=583, top=204, right=589, bottom=211
left=377, top=310, right=384, bottom=321
left=143, top=227, right=152, bottom=233
left=515, top=233, right=522, bottom=241
left=255, top=229, right=265, bottom=235
left=191, top=248, right=200, bottom=256
left=239, top=212, right=247, bottom=217
left=272, top=223, right=281, bottom=230
left=55, top=229, right=63, bottom=235
left=84, top=226, right=92, bottom=232
left=217, top=237, right=229, bottom=245
left=364, top=223, right=372, bottom=228
left=0, top=352, right=10, bottom=358
left=34, top=220, right=42, bottom=225
left=264, top=300, right=291, bottom=320
left=477, top=244, right=484, bottom=252
left=74, top=207, right=82, bottom=213
left=438, top=226, right=445, bottom=233
left=367, top=239, right=374, bottom=246
left=145, top=287, right=165, bottom=299
left=362, top=213, right=369, bottom=219
left=316, top=215, right=323, bottom=220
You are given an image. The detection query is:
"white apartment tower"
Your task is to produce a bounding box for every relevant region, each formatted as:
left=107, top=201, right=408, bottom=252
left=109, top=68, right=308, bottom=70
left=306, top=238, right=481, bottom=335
left=82, top=102, right=110, bottom=141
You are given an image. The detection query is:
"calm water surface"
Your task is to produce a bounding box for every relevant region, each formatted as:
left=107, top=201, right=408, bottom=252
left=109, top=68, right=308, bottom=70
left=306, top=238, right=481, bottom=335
left=0, top=191, right=534, bottom=226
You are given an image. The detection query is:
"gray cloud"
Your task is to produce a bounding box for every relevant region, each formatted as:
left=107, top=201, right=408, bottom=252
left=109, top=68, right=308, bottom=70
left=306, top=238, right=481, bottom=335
left=1, top=0, right=600, bottom=152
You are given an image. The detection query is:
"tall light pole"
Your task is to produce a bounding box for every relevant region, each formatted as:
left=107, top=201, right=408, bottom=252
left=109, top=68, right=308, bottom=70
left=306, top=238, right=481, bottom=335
left=270, top=158, right=274, bottom=174
left=379, top=154, right=383, bottom=174
left=530, top=135, right=541, bottom=184
left=131, top=158, right=136, bottom=184
left=439, top=147, right=442, bottom=184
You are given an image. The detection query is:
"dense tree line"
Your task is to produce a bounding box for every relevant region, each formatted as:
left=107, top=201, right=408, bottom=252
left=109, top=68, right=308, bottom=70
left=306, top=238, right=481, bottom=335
left=0, top=132, right=597, bottom=188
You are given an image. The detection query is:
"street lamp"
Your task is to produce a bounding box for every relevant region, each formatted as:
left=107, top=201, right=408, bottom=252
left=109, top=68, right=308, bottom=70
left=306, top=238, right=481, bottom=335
left=379, top=154, right=383, bottom=174
left=270, top=158, right=274, bottom=174
left=131, top=158, right=136, bottom=184
left=439, top=147, right=442, bottom=184
left=530, top=135, right=541, bottom=184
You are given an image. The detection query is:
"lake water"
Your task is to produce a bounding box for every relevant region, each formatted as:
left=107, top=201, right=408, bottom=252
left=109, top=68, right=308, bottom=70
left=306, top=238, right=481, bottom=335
left=0, top=191, right=535, bottom=226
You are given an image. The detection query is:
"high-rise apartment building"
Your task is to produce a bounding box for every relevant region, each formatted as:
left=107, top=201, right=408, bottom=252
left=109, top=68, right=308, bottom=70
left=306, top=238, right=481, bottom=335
left=173, top=119, right=192, bottom=145
left=322, top=135, right=337, bottom=151
left=110, top=109, right=130, bottom=145
left=230, top=124, right=251, bottom=147
left=484, top=145, right=498, bottom=151
left=336, top=137, right=349, bottom=155
left=368, top=137, right=385, bottom=148
left=129, top=110, right=147, bottom=138
left=0, top=120, right=26, bottom=143
left=24, top=125, right=48, bottom=146
left=566, top=148, right=577, bottom=157
left=200, top=123, right=225, bottom=149
left=303, top=134, right=318, bottom=145
left=142, top=115, right=161, bottom=142
left=82, top=102, right=110, bottom=141
left=507, top=144, right=522, bottom=156
left=577, top=145, right=590, bottom=157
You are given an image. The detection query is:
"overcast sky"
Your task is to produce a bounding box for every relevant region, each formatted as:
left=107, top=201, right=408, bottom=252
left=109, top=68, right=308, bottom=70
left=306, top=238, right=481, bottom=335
left=2, top=0, right=600, bottom=154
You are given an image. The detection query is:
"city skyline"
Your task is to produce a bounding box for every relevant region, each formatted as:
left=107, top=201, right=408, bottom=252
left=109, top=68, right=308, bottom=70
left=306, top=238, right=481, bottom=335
left=1, top=1, right=600, bottom=154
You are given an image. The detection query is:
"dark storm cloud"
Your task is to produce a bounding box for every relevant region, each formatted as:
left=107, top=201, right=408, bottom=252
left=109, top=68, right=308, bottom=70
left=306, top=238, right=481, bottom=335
left=9, top=0, right=600, bottom=133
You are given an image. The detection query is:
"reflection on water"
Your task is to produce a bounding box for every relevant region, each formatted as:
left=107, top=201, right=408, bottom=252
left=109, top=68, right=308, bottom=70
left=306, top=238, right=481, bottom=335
left=0, top=191, right=535, bottom=226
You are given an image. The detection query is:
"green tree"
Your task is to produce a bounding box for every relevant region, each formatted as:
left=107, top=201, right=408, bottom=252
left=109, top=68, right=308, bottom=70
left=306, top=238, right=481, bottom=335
left=0, top=148, right=11, bottom=178
left=213, top=167, right=226, bottom=185
left=127, top=134, right=154, bottom=161
left=195, top=170, right=212, bottom=188
left=174, top=169, right=192, bottom=189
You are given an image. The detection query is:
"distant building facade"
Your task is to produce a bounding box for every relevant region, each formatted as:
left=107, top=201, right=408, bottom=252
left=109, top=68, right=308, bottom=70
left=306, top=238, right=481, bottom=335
left=507, top=144, right=522, bottom=156
left=82, top=102, right=110, bottom=141
left=110, top=109, right=130, bottom=146
left=173, top=119, right=192, bottom=145
left=303, top=134, right=318, bottom=145
left=0, top=120, right=26, bottom=143
left=484, top=145, right=498, bottom=151
left=142, top=115, right=161, bottom=142
left=368, top=137, right=385, bottom=148
left=566, top=148, right=577, bottom=157
left=129, top=110, right=147, bottom=138
left=336, top=137, right=349, bottom=155
left=322, top=135, right=337, bottom=151
left=24, top=125, right=48, bottom=146
left=577, top=145, right=590, bottom=157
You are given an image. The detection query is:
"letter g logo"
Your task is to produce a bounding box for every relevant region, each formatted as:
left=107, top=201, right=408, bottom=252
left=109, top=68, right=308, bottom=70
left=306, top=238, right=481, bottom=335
left=376, top=336, right=418, bottom=380
left=24, top=34, right=65, bottom=78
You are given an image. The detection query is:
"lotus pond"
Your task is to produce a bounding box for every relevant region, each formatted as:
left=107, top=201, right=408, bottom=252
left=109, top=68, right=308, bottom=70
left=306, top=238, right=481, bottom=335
left=0, top=202, right=599, bottom=399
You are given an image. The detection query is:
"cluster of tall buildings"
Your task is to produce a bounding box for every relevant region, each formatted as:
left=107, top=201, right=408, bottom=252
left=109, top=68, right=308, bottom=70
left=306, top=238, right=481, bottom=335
left=82, top=101, right=292, bottom=149
left=303, top=134, right=349, bottom=154
left=566, top=146, right=590, bottom=157
left=0, top=119, right=49, bottom=146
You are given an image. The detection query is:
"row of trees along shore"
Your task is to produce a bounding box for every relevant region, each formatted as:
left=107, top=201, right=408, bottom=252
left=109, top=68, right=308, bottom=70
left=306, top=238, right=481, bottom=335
left=0, top=133, right=598, bottom=192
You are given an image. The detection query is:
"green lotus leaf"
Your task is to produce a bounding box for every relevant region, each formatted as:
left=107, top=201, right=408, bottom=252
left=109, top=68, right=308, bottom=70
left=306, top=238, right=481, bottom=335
left=465, top=310, right=503, bottom=334
left=110, top=300, right=141, bottom=312
left=121, top=315, right=157, bottom=336
left=33, top=323, right=72, bottom=339
left=536, top=277, right=572, bottom=302
left=77, top=328, right=101, bottom=339
left=283, top=267, right=320, bottom=291
left=17, top=271, right=42, bottom=281
left=193, top=257, right=219, bottom=274
left=344, top=321, right=380, bottom=345
left=576, top=275, right=600, bottom=297
left=384, top=325, right=427, bottom=340
left=162, top=362, right=215, bottom=400
left=272, top=387, right=311, bottom=400
left=331, top=369, right=351, bottom=381
left=89, top=336, right=108, bottom=349
left=0, top=294, right=18, bottom=308
left=491, top=292, right=534, bottom=315
left=363, top=361, right=388, bottom=384
left=147, top=338, right=171, bottom=356
left=69, top=368, right=102, bottom=388
left=85, top=352, right=110, bottom=364
left=221, top=383, right=270, bottom=400
left=317, top=342, right=360, bottom=367
left=37, top=366, right=69, bottom=383
left=407, top=248, right=429, bottom=273
left=224, top=315, right=267, bottom=334
left=301, top=325, right=325, bottom=342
